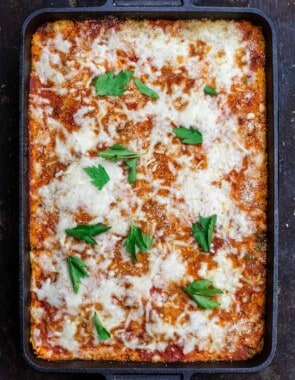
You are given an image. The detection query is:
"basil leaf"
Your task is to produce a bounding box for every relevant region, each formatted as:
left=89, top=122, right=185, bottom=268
left=93, top=70, right=134, bottom=96
left=192, top=214, right=217, bottom=252
left=206, top=215, right=217, bottom=250
left=134, top=78, right=159, bottom=99
left=98, top=144, right=143, bottom=162
left=67, top=256, right=89, bottom=294
left=123, top=224, right=137, bottom=262
left=99, top=144, right=144, bottom=184
left=173, top=127, right=203, bottom=145
left=204, top=85, right=218, bottom=96
left=134, top=226, right=152, bottom=252
left=84, top=164, right=110, bottom=190
left=191, top=294, right=221, bottom=309
left=142, top=234, right=153, bottom=252
left=94, top=312, right=111, bottom=341
left=65, top=223, right=111, bottom=245
left=192, top=223, right=209, bottom=252
left=124, top=223, right=153, bottom=262
left=194, top=288, right=223, bottom=296
left=183, top=279, right=213, bottom=294
left=183, top=279, right=223, bottom=310
left=125, top=157, right=138, bottom=184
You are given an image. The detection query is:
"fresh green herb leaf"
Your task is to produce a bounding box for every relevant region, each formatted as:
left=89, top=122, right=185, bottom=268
left=190, top=294, right=221, bottom=309
left=184, top=279, right=213, bottom=293
left=173, top=127, right=203, bottom=145
left=98, top=144, right=143, bottom=162
left=206, top=215, right=216, bottom=250
left=123, top=223, right=153, bottom=262
left=183, top=279, right=223, bottom=309
left=94, top=312, right=111, bottom=341
left=123, top=224, right=137, bottom=262
left=65, top=223, right=111, bottom=245
left=93, top=70, right=134, bottom=96
left=192, top=224, right=208, bottom=251
left=84, top=164, right=110, bottom=190
left=142, top=233, right=153, bottom=252
left=193, top=288, right=223, bottom=296
left=133, top=226, right=153, bottom=253
left=204, top=85, right=218, bottom=96
left=67, top=256, right=90, bottom=294
left=192, top=214, right=217, bottom=252
left=134, top=78, right=159, bottom=99
left=125, top=157, right=138, bottom=184
left=98, top=144, right=144, bottom=184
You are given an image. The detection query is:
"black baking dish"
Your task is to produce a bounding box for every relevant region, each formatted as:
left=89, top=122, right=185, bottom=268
left=19, top=0, right=278, bottom=377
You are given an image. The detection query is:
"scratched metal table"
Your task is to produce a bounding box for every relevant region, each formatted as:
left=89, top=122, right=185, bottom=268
left=0, top=0, right=294, bottom=379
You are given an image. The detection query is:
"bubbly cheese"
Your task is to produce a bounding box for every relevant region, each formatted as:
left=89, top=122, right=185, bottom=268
left=29, top=19, right=266, bottom=361
left=58, top=319, right=79, bottom=352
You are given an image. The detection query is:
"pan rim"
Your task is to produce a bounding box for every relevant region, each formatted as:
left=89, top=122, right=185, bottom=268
left=19, top=5, right=278, bottom=374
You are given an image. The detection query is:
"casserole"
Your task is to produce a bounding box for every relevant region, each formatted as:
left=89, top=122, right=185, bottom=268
left=19, top=0, right=278, bottom=369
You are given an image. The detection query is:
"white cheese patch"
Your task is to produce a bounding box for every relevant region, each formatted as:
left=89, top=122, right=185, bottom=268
left=173, top=168, right=254, bottom=241
left=58, top=318, right=79, bottom=352
left=31, top=19, right=262, bottom=358
left=31, top=306, right=45, bottom=321
left=198, top=250, right=243, bottom=311
left=35, top=47, right=64, bottom=85
left=159, top=249, right=187, bottom=283
left=88, top=277, right=127, bottom=330
left=54, top=33, right=72, bottom=53
left=32, top=254, right=86, bottom=315
left=38, top=155, right=140, bottom=244
left=32, top=328, right=42, bottom=350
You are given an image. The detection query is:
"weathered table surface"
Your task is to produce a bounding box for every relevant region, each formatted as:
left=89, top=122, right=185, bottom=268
left=0, top=0, right=294, bottom=379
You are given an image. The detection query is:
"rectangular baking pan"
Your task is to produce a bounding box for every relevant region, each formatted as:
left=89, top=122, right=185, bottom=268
left=19, top=0, right=278, bottom=377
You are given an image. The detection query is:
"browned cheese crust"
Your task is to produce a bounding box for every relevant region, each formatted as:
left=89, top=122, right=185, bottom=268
left=28, top=19, right=266, bottom=362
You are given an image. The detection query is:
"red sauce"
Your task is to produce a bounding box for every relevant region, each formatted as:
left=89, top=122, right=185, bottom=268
left=162, top=344, right=185, bottom=362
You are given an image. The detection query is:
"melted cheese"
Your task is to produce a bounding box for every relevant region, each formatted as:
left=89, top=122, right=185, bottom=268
left=28, top=19, right=266, bottom=361
left=58, top=319, right=79, bottom=352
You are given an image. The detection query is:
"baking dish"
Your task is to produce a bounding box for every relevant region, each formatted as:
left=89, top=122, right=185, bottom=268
left=19, top=0, right=278, bottom=376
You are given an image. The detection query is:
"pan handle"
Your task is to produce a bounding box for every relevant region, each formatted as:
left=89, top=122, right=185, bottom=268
left=78, top=0, right=251, bottom=9
left=189, top=0, right=251, bottom=6
left=113, top=0, right=184, bottom=6
left=78, top=0, right=186, bottom=8
left=103, top=374, right=193, bottom=380
left=111, top=0, right=251, bottom=7
left=190, top=0, right=251, bottom=7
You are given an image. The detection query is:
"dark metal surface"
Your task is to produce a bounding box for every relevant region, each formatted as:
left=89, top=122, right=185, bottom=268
left=19, top=2, right=278, bottom=377
left=0, top=0, right=294, bottom=379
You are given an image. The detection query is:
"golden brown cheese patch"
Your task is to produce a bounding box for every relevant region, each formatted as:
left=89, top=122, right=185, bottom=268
left=29, top=18, right=266, bottom=362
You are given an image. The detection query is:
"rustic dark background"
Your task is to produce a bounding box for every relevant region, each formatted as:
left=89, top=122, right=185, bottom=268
left=0, top=0, right=294, bottom=379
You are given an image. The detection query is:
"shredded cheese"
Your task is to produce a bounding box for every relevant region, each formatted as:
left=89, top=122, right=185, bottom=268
left=28, top=18, right=266, bottom=361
